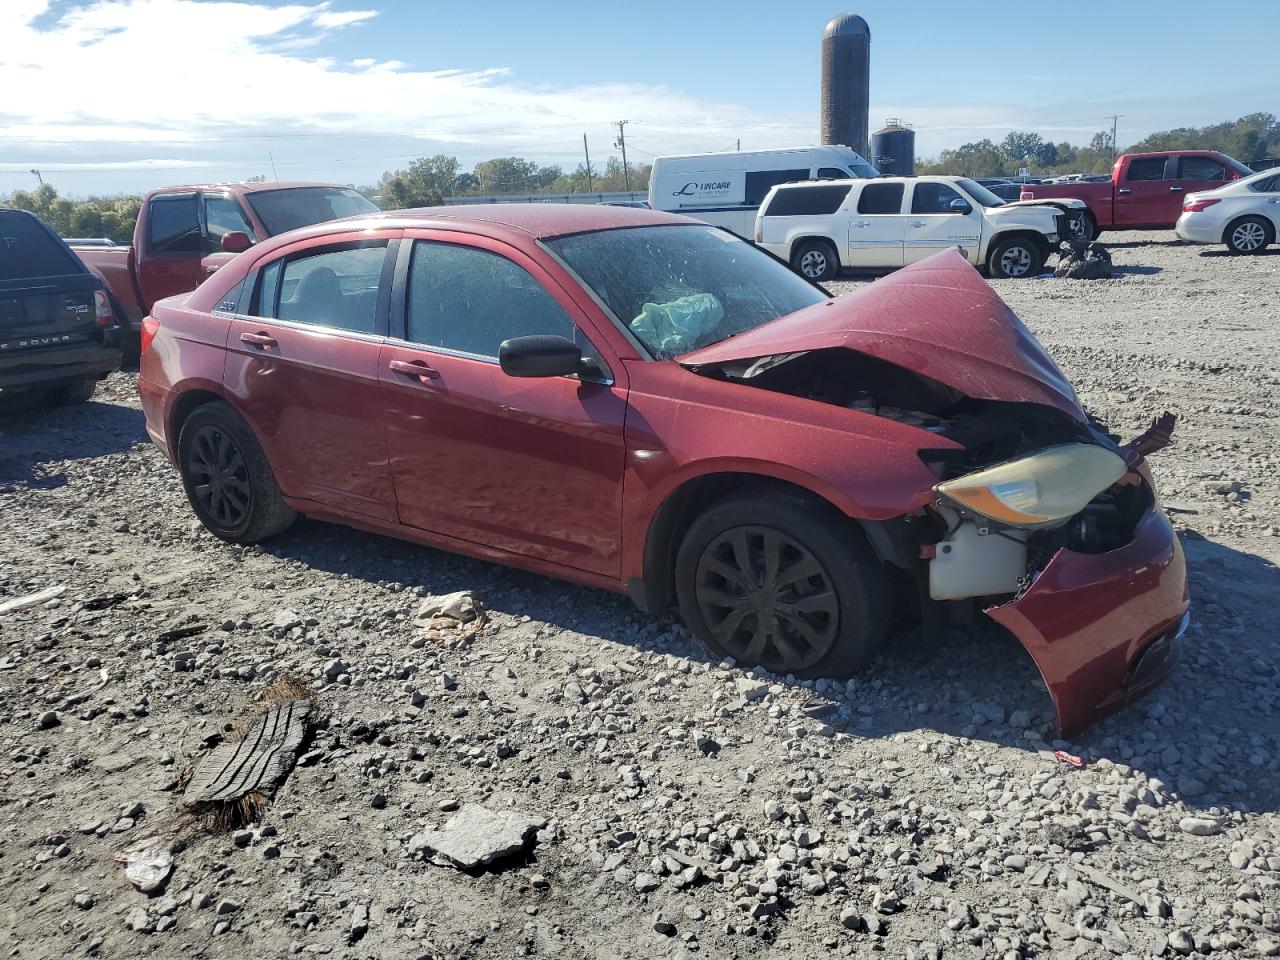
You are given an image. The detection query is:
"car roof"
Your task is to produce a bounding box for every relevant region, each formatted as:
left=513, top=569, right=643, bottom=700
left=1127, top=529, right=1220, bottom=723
left=294, top=203, right=690, bottom=241
left=147, top=181, right=354, bottom=196
left=773, top=175, right=952, bottom=189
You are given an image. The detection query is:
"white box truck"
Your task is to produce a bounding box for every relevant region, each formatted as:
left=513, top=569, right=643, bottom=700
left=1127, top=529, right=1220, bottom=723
left=648, top=146, right=878, bottom=237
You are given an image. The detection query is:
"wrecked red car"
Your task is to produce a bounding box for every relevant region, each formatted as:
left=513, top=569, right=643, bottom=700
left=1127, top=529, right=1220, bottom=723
left=136, top=205, right=1188, bottom=735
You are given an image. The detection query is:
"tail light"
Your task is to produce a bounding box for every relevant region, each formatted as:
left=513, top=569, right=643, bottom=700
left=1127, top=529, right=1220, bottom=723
left=93, top=290, right=114, bottom=328
left=1020, top=189, right=1034, bottom=200
left=140, top=314, right=160, bottom=354
left=1183, top=197, right=1220, bottom=213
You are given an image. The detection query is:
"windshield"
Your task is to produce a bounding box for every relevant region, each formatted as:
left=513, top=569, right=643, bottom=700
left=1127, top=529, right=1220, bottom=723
left=246, top=187, right=378, bottom=236
left=1225, top=156, right=1255, bottom=177
left=955, top=178, right=1007, bottom=207
left=848, top=160, right=879, bottom=178
left=546, top=224, right=826, bottom=359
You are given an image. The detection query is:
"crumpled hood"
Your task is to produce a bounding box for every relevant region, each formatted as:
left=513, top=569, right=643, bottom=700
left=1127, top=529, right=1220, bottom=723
left=1000, top=197, right=1087, bottom=212
left=679, top=248, right=1085, bottom=421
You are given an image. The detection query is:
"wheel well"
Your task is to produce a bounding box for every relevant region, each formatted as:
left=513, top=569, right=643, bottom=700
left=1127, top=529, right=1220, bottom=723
left=634, top=472, right=904, bottom=614
left=989, top=230, right=1050, bottom=262
left=168, top=389, right=223, bottom=453
left=1222, top=215, right=1275, bottom=245
left=790, top=235, right=840, bottom=265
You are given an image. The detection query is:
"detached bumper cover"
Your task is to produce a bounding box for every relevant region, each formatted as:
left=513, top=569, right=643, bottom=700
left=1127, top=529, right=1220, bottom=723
left=986, top=506, right=1189, bottom=737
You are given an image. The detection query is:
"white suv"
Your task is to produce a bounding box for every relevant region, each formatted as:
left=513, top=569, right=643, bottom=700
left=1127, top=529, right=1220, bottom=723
left=755, top=176, right=1085, bottom=280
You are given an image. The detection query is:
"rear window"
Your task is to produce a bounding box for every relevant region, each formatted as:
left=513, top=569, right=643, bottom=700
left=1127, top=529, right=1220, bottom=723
left=246, top=187, right=378, bottom=236
left=857, top=183, right=904, bottom=214
left=1126, top=157, right=1167, bottom=182
left=0, top=212, right=85, bottom=282
left=764, top=184, right=851, bottom=217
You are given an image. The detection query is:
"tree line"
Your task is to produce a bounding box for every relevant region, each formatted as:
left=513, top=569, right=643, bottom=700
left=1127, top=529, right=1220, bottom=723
left=916, top=112, right=1279, bottom=179
left=3, top=113, right=1275, bottom=241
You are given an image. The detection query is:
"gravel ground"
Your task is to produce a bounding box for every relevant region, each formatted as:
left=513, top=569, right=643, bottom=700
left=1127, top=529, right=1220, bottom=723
left=2, top=233, right=1279, bottom=960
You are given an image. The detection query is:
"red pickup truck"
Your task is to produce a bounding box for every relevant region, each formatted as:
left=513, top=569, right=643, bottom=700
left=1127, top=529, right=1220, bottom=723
left=74, top=182, right=377, bottom=339
left=1020, top=150, right=1253, bottom=239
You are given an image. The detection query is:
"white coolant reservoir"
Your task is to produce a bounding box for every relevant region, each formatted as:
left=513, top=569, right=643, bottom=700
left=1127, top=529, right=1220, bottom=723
left=929, top=520, right=1028, bottom=601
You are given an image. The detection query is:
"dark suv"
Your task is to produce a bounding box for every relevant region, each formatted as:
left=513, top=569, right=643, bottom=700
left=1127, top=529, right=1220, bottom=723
left=1, top=208, right=121, bottom=403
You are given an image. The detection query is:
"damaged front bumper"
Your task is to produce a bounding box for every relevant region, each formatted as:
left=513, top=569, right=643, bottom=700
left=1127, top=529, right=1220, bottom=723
left=986, top=504, right=1189, bottom=737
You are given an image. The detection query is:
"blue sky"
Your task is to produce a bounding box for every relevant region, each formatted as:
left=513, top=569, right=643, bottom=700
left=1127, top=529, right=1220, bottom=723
left=1, top=0, right=1276, bottom=197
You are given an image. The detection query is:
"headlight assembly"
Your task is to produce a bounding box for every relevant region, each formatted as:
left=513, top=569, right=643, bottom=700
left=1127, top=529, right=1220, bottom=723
left=934, top=443, right=1127, bottom=528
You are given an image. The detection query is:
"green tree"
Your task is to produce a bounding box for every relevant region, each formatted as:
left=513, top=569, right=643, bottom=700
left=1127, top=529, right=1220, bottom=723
left=378, top=154, right=460, bottom=209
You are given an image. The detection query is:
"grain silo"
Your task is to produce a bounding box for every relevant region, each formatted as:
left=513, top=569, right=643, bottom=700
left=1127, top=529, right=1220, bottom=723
left=820, top=13, right=871, bottom=157
left=871, top=119, right=915, bottom=176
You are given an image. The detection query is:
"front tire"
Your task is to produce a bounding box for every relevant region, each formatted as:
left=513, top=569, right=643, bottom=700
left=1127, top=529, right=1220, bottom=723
left=674, top=490, right=888, bottom=679
left=791, top=239, right=839, bottom=282
left=178, top=401, right=296, bottom=543
left=1224, top=216, right=1273, bottom=254
left=988, top=235, right=1045, bottom=279
left=1073, top=212, right=1099, bottom=243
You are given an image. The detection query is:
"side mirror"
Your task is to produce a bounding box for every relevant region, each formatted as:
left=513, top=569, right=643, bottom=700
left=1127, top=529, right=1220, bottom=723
left=950, top=199, right=973, bottom=215
left=221, top=231, right=252, bottom=253
left=499, top=335, right=585, bottom=378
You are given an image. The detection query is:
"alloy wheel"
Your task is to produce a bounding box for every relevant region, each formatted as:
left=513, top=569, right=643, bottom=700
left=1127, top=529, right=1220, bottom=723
left=1000, top=245, right=1034, bottom=276
left=694, top=525, right=839, bottom=673
left=1232, top=221, right=1266, bottom=252
left=799, top=249, right=828, bottom=279
left=187, top=424, right=253, bottom=529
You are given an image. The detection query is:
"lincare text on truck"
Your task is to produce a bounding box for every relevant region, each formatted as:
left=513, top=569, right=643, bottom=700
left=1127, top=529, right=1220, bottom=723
left=648, top=146, right=878, bottom=238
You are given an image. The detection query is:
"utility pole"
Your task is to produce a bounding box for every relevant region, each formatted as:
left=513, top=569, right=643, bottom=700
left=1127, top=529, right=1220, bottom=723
left=1106, top=114, right=1124, bottom=160
left=583, top=133, right=593, bottom=192
left=30, top=169, right=42, bottom=187
left=736, top=139, right=740, bottom=152
left=614, top=120, right=631, bottom=193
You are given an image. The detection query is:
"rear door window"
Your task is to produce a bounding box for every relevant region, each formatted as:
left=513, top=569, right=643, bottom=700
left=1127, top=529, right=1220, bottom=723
left=252, top=242, right=388, bottom=335
left=763, top=184, right=851, bottom=217
left=0, top=213, right=84, bottom=282
left=745, top=168, right=810, bottom=205
left=857, top=183, right=905, bottom=214
left=148, top=195, right=203, bottom=254
left=1125, top=158, right=1168, bottom=182
left=1176, top=155, right=1228, bottom=181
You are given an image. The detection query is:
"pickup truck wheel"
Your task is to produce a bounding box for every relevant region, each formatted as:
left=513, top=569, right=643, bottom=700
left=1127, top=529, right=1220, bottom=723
left=57, top=378, right=97, bottom=404
left=1073, top=212, right=1098, bottom=243
left=988, top=236, right=1044, bottom=279
left=1224, top=216, right=1273, bottom=254
left=675, top=490, right=888, bottom=679
left=792, top=240, right=839, bottom=282
left=178, top=401, right=296, bottom=544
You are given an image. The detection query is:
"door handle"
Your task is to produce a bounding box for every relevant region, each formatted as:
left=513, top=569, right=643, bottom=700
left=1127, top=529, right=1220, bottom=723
left=908, top=221, right=926, bottom=228
left=1118, top=188, right=1132, bottom=195
left=388, top=358, right=440, bottom=381
left=239, top=331, right=277, bottom=349
left=852, top=220, right=870, bottom=228
left=1169, top=185, right=1183, bottom=192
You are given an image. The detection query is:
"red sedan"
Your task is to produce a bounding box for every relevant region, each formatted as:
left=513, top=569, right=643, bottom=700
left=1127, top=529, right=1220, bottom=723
left=138, top=205, right=1188, bottom=735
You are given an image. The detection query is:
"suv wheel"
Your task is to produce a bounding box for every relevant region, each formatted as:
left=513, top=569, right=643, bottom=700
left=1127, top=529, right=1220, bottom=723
left=675, top=490, right=887, bottom=679
left=988, top=236, right=1044, bottom=279
left=1225, top=216, right=1273, bottom=254
left=791, top=240, right=839, bottom=282
left=178, top=401, right=296, bottom=543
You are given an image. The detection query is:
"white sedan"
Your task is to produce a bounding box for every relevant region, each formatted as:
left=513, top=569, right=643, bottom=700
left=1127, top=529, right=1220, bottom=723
left=1176, top=167, right=1280, bottom=254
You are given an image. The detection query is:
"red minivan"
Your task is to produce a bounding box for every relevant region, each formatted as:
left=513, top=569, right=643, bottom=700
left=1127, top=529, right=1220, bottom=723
left=138, top=205, right=1188, bottom=735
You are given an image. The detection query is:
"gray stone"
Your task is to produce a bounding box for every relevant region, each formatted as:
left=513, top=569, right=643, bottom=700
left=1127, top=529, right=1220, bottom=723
left=1178, top=816, right=1223, bottom=836
left=125, top=907, right=153, bottom=933
left=408, top=804, right=545, bottom=869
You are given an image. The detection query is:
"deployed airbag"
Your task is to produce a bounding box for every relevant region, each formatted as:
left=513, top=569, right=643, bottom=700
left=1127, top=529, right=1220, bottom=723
left=631, top=293, right=724, bottom=357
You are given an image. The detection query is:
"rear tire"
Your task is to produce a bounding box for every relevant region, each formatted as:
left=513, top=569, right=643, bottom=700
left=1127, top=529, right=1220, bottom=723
left=60, top=379, right=97, bottom=404
left=988, top=235, right=1045, bottom=279
left=1224, top=216, right=1273, bottom=254
left=674, top=489, right=888, bottom=679
left=791, top=239, right=839, bottom=282
left=178, top=401, right=296, bottom=543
